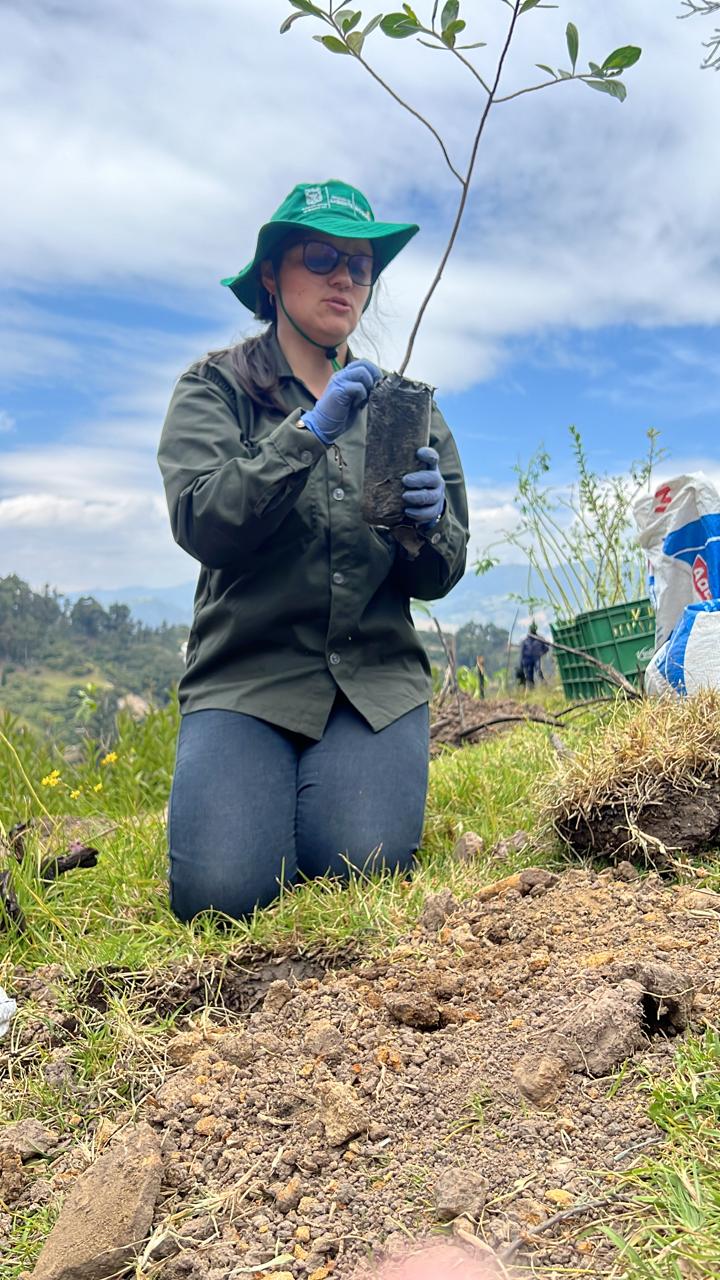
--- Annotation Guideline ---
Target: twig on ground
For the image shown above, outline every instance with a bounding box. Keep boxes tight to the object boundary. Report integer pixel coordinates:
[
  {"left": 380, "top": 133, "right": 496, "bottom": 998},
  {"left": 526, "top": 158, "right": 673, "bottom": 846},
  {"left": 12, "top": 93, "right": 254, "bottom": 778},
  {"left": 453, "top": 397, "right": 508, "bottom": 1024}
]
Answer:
[
  {"left": 498, "top": 1192, "right": 623, "bottom": 1263},
  {"left": 455, "top": 713, "right": 565, "bottom": 740},
  {"left": 0, "top": 868, "right": 26, "bottom": 932},
  {"left": 554, "top": 696, "right": 617, "bottom": 718},
  {"left": 40, "top": 843, "right": 100, "bottom": 882}
]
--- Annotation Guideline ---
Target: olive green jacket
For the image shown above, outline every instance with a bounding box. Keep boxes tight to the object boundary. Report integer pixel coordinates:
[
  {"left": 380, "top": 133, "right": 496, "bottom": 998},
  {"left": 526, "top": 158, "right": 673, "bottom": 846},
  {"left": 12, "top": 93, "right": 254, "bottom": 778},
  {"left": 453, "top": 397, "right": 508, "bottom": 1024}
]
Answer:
[{"left": 157, "top": 332, "right": 469, "bottom": 738}]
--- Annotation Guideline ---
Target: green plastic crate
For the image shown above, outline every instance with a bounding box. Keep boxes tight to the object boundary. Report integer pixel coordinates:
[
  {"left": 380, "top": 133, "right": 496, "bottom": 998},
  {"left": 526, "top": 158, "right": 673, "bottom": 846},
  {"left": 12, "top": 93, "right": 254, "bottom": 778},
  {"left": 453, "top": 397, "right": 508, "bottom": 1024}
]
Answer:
[{"left": 551, "top": 598, "right": 655, "bottom": 701}]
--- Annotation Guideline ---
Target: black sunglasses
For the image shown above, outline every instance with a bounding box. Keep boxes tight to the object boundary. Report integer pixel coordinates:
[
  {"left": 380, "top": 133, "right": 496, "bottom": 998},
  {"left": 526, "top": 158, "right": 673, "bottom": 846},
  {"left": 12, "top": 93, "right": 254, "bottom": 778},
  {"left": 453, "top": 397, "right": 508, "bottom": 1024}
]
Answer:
[{"left": 300, "top": 239, "right": 374, "bottom": 287}]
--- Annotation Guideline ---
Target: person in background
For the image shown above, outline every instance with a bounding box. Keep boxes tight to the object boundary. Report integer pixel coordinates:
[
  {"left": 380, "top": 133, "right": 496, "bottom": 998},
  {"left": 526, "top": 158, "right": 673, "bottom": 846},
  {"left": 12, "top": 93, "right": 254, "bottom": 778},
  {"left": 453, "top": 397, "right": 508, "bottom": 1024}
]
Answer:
[
  {"left": 157, "top": 179, "right": 469, "bottom": 923},
  {"left": 519, "top": 621, "right": 549, "bottom": 687}
]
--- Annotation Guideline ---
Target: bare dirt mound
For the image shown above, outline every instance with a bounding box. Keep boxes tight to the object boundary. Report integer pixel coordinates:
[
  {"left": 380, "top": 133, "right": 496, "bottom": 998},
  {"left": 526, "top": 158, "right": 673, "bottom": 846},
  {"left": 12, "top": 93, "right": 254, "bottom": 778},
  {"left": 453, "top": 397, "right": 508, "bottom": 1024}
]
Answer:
[
  {"left": 13, "top": 868, "right": 720, "bottom": 1280},
  {"left": 431, "top": 695, "right": 547, "bottom": 754}
]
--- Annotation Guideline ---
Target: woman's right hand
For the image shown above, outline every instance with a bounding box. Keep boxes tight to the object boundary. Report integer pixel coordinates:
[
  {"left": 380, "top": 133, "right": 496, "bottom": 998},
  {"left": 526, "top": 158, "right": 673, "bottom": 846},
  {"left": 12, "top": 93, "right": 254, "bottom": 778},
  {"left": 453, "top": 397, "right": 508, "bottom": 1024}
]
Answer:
[{"left": 302, "top": 359, "right": 382, "bottom": 445}]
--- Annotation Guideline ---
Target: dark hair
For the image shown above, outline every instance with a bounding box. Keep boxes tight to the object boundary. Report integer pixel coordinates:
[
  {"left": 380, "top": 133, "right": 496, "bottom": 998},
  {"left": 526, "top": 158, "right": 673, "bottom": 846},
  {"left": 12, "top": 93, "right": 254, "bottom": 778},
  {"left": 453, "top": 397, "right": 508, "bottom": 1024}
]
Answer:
[{"left": 201, "top": 235, "right": 300, "bottom": 415}]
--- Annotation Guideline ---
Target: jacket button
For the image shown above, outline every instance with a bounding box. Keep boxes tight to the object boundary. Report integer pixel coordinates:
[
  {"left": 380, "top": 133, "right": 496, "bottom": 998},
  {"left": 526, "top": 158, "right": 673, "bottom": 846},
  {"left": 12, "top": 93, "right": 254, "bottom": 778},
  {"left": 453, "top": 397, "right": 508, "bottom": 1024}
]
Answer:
[
  {"left": 329, "top": 652, "right": 341, "bottom": 666},
  {"left": 332, "top": 487, "right": 345, "bottom": 501},
  {"left": 332, "top": 572, "right": 345, "bottom": 585},
  {"left": 300, "top": 450, "right": 313, "bottom": 465},
  {"left": 431, "top": 532, "right": 442, "bottom": 544}
]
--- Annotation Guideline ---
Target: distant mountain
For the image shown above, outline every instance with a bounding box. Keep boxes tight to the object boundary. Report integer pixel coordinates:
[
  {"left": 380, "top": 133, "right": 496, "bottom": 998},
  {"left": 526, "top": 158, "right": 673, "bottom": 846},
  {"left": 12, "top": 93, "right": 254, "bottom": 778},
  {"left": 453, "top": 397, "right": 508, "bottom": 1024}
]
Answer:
[
  {"left": 66, "top": 583, "right": 196, "bottom": 629},
  {"left": 70, "top": 564, "right": 544, "bottom": 634}
]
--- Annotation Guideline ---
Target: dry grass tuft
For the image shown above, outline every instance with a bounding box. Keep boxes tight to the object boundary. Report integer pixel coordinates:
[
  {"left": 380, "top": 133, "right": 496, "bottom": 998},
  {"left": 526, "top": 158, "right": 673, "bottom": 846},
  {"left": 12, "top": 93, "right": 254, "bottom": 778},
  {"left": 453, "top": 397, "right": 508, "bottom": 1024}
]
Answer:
[{"left": 538, "top": 690, "right": 720, "bottom": 832}]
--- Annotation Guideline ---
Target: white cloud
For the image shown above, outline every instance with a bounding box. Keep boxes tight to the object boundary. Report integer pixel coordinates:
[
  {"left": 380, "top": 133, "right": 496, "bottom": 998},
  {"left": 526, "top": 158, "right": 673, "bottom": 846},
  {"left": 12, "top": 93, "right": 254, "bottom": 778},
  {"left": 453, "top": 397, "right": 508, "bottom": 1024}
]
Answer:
[
  {"left": 2, "top": 0, "right": 719, "bottom": 590},
  {"left": 0, "top": 411, "right": 15, "bottom": 434}
]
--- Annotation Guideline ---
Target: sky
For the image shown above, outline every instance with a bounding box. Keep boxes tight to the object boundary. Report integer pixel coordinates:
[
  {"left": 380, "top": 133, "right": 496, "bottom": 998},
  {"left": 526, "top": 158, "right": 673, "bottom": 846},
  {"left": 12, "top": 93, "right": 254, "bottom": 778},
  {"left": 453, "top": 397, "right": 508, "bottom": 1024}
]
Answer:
[{"left": 2, "top": 0, "right": 719, "bottom": 597}]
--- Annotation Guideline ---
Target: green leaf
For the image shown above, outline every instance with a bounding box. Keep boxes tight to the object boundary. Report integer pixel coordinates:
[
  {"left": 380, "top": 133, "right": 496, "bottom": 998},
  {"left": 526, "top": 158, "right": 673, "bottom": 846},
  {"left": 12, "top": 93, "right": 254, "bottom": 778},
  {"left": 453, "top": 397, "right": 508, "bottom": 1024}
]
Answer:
[
  {"left": 339, "top": 9, "right": 361, "bottom": 32},
  {"left": 313, "top": 33, "right": 351, "bottom": 52},
  {"left": 585, "top": 77, "right": 627, "bottom": 101},
  {"left": 601, "top": 45, "right": 641, "bottom": 72},
  {"left": 519, "top": 0, "right": 542, "bottom": 12},
  {"left": 346, "top": 29, "right": 364, "bottom": 52},
  {"left": 566, "top": 21, "right": 578, "bottom": 71},
  {"left": 380, "top": 11, "right": 419, "bottom": 36},
  {"left": 442, "top": 17, "right": 466, "bottom": 46},
  {"left": 588, "top": 61, "right": 602, "bottom": 75},
  {"left": 441, "top": 0, "right": 459, "bottom": 29},
  {"left": 280, "top": 11, "right": 308, "bottom": 32},
  {"left": 402, "top": 2, "right": 419, "bottom": 18},
  {"left": 288, "top": 0, "right": 323, "bottom": 12},
  {"left": 536, "top": 62, "right": 557, "bottom": 77},
  {"left": 557, "top": 68, "right": 572, "bottom": 79},
  {"left": 363, "top": 14, "right": 383, "bottom": 36},
  {"left": 458, "top": 41, "right": 486, "bottom": 49}
]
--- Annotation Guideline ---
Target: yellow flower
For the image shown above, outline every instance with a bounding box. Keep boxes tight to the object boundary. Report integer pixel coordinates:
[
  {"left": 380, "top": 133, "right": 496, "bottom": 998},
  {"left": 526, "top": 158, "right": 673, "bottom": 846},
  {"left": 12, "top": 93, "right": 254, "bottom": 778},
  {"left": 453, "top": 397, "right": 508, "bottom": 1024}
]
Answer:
[
  {"left": 93, "top": 781, "right": 103, "bottom": 793},
  {"left": 100, "top": 751, "right": 118, "bottom": 766},
  {"left": 41, "top": 769, "right": 61, "bottom": 787},
  {"left": 70, "top": 789, "right": 81, "bottom": 800}
]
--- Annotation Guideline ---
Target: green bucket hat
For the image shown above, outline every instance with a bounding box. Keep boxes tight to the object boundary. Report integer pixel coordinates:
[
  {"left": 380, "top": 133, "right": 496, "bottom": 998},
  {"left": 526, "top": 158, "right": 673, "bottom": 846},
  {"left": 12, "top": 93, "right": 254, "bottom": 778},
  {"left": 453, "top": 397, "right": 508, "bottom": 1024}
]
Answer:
[{"left": 221, "top": 179, "right": 419, "bottom": 312}]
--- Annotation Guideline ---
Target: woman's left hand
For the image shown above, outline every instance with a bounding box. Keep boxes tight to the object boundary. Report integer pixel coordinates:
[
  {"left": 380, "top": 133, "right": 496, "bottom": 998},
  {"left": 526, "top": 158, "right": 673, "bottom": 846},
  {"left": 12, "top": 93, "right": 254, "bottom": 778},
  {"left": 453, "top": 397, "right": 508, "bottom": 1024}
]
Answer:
[{"left": 402, "top": 447, "right": 446, "bottom": 526}]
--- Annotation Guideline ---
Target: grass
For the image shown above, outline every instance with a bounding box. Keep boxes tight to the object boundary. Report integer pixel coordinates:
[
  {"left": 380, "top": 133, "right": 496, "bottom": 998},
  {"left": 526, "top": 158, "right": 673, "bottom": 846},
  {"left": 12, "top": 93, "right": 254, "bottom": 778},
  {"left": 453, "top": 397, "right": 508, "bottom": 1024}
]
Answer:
[
  {"left": 539, "top": 690, "right": 720, "bottom": 835},
  {"left": 607, "top": 1031, "right": 720, "bottom": 1279},
  {"left": 2, "top": 691, "right": 720, "bottom": 1277}
]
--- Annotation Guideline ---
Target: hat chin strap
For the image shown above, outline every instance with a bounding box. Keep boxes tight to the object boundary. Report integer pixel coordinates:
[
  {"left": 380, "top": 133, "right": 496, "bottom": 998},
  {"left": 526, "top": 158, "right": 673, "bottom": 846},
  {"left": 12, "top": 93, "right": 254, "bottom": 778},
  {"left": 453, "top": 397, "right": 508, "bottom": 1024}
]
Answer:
[{"left": 275, "top": 283, "right": 342, "bottom": 371}]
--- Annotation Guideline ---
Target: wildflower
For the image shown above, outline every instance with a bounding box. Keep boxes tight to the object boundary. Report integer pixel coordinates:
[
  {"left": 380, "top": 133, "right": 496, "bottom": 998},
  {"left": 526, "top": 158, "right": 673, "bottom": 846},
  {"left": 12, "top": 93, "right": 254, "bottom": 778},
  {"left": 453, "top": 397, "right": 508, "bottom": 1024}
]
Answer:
[
  {"left": 93, "top": 781, "right": 103, "bottom": 793},
  {"left": 100, "top": 751, "right": 118, "bottom": 766},
  {"left": 41, "top": 769, "right": 61, "bottom": 788},
  {"left": 70, "top": 789, "right": 81, "bottom": 800}
]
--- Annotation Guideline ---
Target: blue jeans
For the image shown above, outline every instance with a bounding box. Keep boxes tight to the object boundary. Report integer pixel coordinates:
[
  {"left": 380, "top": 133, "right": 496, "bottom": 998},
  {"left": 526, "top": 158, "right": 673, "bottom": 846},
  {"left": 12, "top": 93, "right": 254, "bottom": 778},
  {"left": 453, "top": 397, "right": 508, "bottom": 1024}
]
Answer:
[{"left": 168, "top": 691, "right": 430, "bottom": 921}]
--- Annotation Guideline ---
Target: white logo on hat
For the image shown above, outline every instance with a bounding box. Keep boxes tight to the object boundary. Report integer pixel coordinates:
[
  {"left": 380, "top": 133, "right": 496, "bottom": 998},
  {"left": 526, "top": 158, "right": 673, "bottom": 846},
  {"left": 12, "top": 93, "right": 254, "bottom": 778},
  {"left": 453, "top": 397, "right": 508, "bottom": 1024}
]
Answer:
[{"left": 305, "top": 187, "right": 325, "bottom": 208}]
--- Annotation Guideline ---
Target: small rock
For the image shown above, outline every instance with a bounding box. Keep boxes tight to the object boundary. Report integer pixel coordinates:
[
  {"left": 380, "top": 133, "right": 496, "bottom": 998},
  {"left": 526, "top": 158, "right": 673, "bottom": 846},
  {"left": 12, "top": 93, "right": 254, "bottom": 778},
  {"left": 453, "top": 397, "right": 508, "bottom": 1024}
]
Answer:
[
  {"left": 215, "top": 1032, "right": 255, "bottom": 1067},
  {"left": 518, "top": 867, "right": 557, "bottom": 895},
  {"left": 419, "top": 890, "right": 458, "bottom": 932},
  {"left": 528, "top": 949, "right": 551, "bottom": 973},
  {"left": 263, "top": 980, "right": 293, "bottom": 1013},
  {"left": 274, "top": 1174, "right": 303, "bottom": 1214},
  {"left": 513, "top": 1054, "right": 569, "bottom": 1106},
  {"left": 554, "top": 981, "right": 646, "bottom": 1076},
  {"left": 26, "top": 1176, "right": 54, "bottom": 1208},
  {"left": 385, "top": 991, "right": 441, "bottom": 1030},
  {"left": 317, "top": 1082, "right": 369, "bottom": 1147},
  {"left": 165, "top": 1031, "right": 205, "bottom": 1067},
  {"left": 194, "top": 1116, "right": 219, "bottom": 1136},
  {"left": 434, "top": 1166, "right": 488, "bottom": 1221},
  {"left": 31, "top": 1122, "right": 163, "bottom": 1280},
  {"left": 0, "top": 1119, "right": 58, "bottom": 1161},
  {"left": 614, "top": 860, "right": 639, "bottom": 881},
  {"left": 303, "top": 1020, "right": 344, "bottom": 1064},
  {"left": 0, "top": 1148, "right": 28, "bottom": 1205},
  {"left": 545, "top": 1188, "right": 574, "bottom": 1208},
  {"left": 490, "top": 830, "right": 530, "bottom": 861},
  {"left": 452, "top": 832, "right": 485, "bottom": 863},
  {"left": 41, "top": 1051, "right": 75, "bottom": 1092},
  {"left": 675, "top": 887, "right": 720, "bottom": 913}
]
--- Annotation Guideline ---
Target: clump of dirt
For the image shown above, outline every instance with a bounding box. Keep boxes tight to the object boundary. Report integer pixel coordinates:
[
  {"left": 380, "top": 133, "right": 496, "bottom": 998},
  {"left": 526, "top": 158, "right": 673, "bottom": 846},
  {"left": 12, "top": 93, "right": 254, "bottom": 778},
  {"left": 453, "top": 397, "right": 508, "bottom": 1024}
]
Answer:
[
  {"left": 431, "top": 694, "right": 547, "bottom": 754},
  {"left": 541, "top": 689, "right": 720, "bottom": 861},
  {"left": 10, "top": 868, "right": 720, "bottom": 1279}
]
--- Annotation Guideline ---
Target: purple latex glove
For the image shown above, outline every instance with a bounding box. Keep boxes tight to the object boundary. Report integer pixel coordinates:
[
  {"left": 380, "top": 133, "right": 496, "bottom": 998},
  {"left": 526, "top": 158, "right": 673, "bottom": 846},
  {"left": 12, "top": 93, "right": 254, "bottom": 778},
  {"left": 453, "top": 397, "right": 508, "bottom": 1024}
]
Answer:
[
  {"left": 303, "top": 359, "right": 382, "bottom": 445},
  {"left": 402, "top": 446, "right": 446, "bottom": 526}
]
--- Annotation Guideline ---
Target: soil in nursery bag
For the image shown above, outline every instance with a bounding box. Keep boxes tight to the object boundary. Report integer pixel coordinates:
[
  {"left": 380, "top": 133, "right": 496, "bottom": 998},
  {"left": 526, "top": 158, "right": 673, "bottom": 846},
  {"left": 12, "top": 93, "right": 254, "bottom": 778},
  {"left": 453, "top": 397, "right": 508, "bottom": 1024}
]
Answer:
[{"left": 362, "top": 374, "right": 433, "bottom": 527}]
